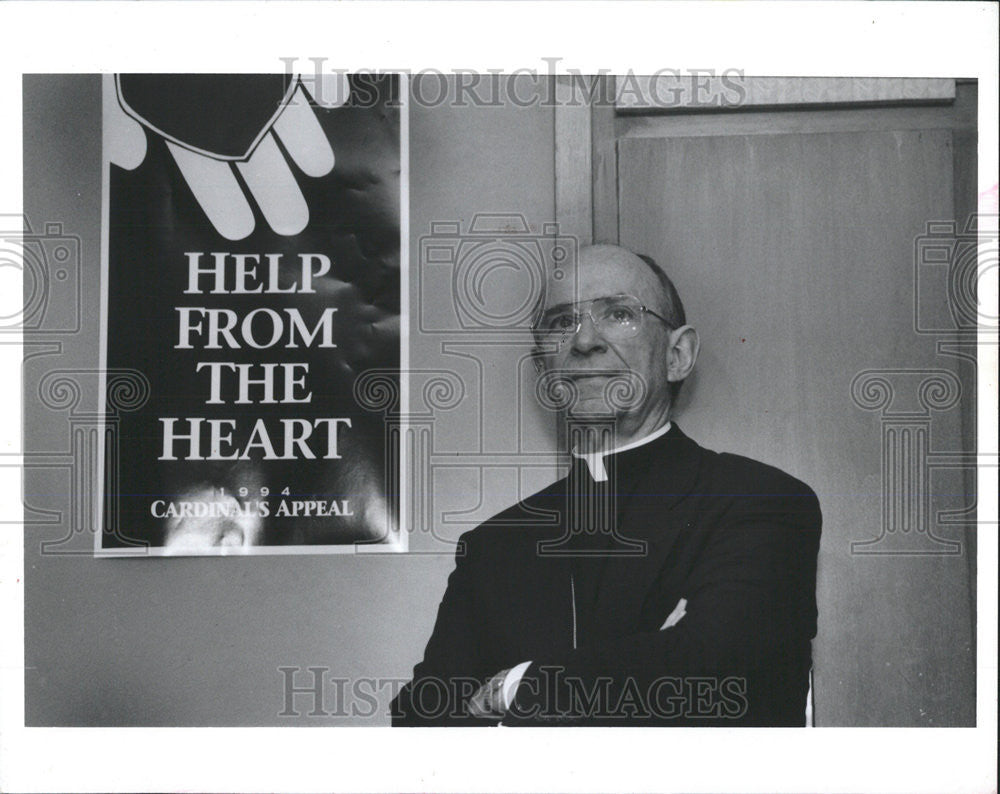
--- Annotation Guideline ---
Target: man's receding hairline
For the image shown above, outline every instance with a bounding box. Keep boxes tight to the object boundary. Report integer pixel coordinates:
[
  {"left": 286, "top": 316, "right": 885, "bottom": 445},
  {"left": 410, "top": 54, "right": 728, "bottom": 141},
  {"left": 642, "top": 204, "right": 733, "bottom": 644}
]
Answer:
[
  {"left": 537, "top": 244, "right": 687, "bottom": 328},
  {"left": 569, "top": 245, "right": 685, "bottom": 329}
]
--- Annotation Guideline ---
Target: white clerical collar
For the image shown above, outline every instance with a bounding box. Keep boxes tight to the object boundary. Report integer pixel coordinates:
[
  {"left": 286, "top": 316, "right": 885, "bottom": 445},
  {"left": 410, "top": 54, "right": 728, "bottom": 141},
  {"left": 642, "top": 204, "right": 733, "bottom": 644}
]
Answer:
[{"left": 570, "top": 421, "right": 672, "bottom": 482}]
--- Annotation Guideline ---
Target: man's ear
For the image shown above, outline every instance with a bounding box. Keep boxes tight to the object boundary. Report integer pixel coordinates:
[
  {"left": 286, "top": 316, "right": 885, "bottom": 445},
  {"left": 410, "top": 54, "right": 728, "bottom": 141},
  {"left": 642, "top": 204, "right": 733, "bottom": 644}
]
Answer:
[{"left": 667, "top": 325, "right": 699, "bottom": 383}]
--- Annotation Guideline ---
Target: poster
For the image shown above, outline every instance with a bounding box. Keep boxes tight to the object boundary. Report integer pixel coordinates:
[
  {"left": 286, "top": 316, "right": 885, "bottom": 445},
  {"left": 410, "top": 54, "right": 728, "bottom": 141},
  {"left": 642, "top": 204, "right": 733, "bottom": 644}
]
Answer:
[{"left": 98, "top": 73, "right": 403, "bottom": 554}]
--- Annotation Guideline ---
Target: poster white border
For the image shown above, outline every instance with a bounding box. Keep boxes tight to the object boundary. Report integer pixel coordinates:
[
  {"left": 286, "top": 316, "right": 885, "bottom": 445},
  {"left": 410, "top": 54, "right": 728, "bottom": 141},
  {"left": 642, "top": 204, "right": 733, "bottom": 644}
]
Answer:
[{"left": 94, "top": 73, "right": 409, "bottom": 557}]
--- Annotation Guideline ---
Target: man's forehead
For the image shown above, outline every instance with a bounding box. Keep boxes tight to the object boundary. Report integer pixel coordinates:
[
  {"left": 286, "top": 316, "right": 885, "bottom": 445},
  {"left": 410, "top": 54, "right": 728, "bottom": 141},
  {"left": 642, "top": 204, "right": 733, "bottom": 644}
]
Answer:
[{"left": 544, "top": 244, "right": 657, "bottom": 305}]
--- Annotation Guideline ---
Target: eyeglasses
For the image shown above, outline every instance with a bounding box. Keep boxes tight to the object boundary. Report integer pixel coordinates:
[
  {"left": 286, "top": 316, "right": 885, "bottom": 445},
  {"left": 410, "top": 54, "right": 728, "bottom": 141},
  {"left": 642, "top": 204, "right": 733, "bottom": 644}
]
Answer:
[{"left": 535, "top": 294, "right": 672, "bottom": 347}]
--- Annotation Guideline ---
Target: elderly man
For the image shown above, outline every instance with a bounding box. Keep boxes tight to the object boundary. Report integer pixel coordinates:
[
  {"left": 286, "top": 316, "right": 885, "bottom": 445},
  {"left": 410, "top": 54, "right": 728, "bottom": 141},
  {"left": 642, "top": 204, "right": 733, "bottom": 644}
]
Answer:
[{"left": 392, "top": 244, "right": 821, "bottom": 726}]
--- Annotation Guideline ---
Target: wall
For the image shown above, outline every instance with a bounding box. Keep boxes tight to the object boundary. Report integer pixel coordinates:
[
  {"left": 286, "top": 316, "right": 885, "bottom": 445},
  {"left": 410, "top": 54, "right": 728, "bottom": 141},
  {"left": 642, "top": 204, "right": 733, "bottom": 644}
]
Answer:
[
  {"left": 23, "top": 75, "right": 977, "bottom": 728},
  {"left": 22, "top": 74, "right": 556, "bottom": 726}
]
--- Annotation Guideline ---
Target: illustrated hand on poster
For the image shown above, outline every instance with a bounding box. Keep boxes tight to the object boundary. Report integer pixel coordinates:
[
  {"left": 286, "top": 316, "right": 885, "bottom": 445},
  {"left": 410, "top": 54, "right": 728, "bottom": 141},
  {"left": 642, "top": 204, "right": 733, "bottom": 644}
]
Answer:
[{"left": 106, "top": 73, "right": 349, "bottom": 240}]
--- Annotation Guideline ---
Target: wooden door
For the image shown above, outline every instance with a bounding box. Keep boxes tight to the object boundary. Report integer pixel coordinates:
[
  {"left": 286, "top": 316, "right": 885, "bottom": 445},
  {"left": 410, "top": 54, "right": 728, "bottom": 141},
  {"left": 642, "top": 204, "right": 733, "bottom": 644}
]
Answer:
[{"left": 556, "top": 77, "right": 979, "bottom": 726}]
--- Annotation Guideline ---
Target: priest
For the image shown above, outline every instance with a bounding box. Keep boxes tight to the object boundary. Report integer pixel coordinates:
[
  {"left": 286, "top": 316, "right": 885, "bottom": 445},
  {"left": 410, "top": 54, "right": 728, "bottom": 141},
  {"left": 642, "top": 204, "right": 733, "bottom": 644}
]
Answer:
[{"left": 392, "top": 244, "right": 822, "bottom": 726}]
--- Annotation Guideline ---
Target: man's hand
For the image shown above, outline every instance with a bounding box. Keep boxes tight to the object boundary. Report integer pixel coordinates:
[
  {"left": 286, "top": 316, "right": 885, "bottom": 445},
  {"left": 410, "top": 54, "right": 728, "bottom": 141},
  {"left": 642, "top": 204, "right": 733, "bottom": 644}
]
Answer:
[{"left": 467, "top": 668, "right": 511, "bottom": 719}]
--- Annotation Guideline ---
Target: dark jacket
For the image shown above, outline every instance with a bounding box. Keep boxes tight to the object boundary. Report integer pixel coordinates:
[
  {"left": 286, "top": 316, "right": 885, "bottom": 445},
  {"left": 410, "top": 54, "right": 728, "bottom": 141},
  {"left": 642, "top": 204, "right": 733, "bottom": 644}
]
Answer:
[{"left": 392, "top": 424, "right": 821, "bottom": 726}]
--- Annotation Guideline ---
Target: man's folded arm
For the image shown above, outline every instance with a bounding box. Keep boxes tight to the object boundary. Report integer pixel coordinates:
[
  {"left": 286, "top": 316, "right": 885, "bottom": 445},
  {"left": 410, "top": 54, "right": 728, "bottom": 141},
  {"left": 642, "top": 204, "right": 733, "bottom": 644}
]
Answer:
[
  {"left": 391, "top": 531, "right": 491, "bottom": 725},
  {"left": 504, "top": 491, "right": 822, "bottom": 724}
]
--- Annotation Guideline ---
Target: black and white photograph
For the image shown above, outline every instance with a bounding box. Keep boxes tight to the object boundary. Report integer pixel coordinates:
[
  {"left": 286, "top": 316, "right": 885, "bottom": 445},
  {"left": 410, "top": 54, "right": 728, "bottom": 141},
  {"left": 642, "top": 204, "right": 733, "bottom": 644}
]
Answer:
[{"left": 0, "top": 3, "right": 996, "bottom": 793}]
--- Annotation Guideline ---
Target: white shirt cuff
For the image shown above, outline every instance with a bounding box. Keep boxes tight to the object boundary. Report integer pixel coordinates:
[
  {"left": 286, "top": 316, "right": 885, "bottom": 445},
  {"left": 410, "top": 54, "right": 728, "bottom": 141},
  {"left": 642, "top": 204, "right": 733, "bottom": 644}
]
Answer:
[{"left": 501, "top": 661, "right": 533, "bottom": 710}]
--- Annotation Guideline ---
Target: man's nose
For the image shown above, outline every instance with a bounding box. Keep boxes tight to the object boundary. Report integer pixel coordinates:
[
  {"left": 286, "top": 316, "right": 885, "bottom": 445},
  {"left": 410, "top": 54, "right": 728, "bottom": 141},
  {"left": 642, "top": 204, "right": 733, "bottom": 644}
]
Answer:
[{"left": 570, "top": 313, "right": 607, "bottom": 354}]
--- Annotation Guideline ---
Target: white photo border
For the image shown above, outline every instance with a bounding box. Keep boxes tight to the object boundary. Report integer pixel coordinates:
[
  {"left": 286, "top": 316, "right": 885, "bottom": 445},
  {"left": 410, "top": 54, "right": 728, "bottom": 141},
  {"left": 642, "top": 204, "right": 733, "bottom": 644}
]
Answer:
[{"left": 1, "top": 2, "right": 996, "bottom": 793}]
